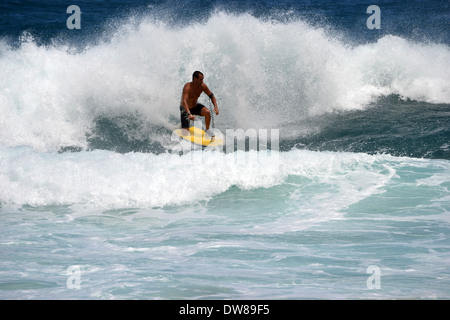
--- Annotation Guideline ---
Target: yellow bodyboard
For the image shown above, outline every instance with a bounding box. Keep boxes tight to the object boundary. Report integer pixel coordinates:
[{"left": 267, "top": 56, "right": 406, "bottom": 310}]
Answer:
[{"left": 174, "top": 127, "right": 223, "bottom": 147}]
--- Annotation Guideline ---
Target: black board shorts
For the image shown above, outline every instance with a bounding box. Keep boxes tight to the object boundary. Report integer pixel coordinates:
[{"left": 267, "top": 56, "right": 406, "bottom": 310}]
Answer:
[{"left": 180, "top": 103, "right": 206, "bottom": 129}]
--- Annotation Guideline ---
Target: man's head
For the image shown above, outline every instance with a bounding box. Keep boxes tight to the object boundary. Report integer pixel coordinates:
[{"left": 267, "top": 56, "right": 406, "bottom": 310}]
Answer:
[{"left": 192, "top": 71, "right": 204, "bottom": 84}]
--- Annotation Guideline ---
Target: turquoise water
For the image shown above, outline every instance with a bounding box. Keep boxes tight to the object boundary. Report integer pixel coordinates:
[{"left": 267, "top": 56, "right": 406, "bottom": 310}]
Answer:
[{"left": 1, "top": 149, "right": 449, "bottom": 299}]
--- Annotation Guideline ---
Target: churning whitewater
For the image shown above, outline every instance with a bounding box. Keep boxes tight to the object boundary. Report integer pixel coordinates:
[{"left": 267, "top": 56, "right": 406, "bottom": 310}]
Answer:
[{"left": 0, "top": 12, "right": 449, "bottom": 153}]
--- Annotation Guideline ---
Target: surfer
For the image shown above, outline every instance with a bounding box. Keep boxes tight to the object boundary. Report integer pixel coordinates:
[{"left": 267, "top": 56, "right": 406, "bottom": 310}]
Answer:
[{"left": 180, "top": 71, "right": 219, "bottom": 135}]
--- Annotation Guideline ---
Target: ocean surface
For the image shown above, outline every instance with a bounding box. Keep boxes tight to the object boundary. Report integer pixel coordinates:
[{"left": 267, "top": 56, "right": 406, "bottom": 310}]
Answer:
[{"left": 0, "top": 0, "right": 449, "bottom": 300}]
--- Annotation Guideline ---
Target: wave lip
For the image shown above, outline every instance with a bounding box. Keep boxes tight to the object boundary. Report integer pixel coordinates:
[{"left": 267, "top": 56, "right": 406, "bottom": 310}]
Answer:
[{"left": 354, "top": 35, "right": 450, "bottom": 104}]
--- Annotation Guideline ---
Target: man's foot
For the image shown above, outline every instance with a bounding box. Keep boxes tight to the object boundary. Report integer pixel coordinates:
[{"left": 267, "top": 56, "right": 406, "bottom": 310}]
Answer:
[{"left": 205, "top": 129, "right": 215, "bottom": 140}]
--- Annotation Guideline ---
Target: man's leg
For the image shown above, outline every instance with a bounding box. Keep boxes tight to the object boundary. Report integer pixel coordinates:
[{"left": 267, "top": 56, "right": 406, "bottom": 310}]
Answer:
[{"left": 200, "top": 107, "right": 211, "bottom": 131}]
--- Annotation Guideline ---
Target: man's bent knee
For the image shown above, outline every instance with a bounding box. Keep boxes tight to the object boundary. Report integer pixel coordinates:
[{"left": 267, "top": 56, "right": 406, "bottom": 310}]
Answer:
[{"left": 201, "top": 108, "right": 211, "bottom": 116}]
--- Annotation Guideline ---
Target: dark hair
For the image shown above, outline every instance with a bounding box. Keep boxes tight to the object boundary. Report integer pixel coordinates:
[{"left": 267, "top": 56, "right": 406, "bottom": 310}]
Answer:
[{"left": 192, "top": 71, "right": 203, "bottom": 80}]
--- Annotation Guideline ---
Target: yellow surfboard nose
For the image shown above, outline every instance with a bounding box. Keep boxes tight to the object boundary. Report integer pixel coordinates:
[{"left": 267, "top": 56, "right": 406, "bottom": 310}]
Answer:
[{"left": 174, "top": 127, "right": 223, "bottom": 147}]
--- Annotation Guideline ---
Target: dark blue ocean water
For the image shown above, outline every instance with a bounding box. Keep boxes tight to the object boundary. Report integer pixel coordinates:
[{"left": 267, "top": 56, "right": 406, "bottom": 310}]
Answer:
[
  {"left": 0, "top": 0, "right": 449, "bottom": 300},
  {"left": 1, "top": 1, "right": 449, "bottom": 45}
]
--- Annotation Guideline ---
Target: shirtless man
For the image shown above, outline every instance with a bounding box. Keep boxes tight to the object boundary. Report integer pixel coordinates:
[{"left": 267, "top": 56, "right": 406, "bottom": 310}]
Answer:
[{"left": 180, "top": 71, "right": 219, "bottom": 133}]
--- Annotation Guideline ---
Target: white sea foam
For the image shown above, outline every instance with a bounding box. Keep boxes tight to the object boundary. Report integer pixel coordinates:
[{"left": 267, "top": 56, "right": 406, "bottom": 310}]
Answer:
[
  {"left": 0, "top": 12, "right": 449, "bottom": 152},
  {"left": 0, "top": 146, "right": 408, "bottom": 210}
]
